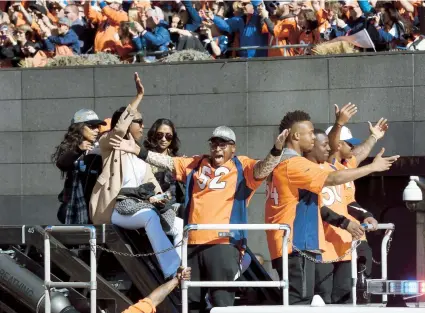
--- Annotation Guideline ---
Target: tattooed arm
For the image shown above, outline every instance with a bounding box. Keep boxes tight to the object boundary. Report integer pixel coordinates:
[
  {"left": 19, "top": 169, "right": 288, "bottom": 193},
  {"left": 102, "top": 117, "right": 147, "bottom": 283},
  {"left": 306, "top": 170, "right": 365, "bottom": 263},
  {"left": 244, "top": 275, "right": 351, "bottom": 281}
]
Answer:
[
  {"left": 253, "top": 129, "right": 289, "bottom": 180},
  {"left": 109, "top": 134, "right": 176, "bottom": 174}
]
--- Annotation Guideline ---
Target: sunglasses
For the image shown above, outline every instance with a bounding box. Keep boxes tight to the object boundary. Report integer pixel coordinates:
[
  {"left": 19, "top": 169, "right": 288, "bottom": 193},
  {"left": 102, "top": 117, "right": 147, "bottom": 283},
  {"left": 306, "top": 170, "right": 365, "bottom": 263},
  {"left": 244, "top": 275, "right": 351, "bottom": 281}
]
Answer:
[
  {"left": 86, "top": 124, "right": 99, "bottom": 130},
  {"left": 156, "top": 132, "right": 173, "bottom": 141},
  {"left": 209, "top": 141, "right": 233, "bottom": 150},
  {"left": 132, "top": 118, "right": 144, "bottom": 126}
]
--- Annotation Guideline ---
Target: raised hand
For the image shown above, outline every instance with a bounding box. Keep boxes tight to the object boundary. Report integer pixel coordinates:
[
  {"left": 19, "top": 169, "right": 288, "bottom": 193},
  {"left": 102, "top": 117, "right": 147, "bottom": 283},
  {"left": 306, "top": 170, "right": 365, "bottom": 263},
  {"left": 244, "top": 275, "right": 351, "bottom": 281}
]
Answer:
[
  {"left": 79, "top": 140, "right": 94, "bottom": 151},
  {"left": 274, "top": 129, "right": 289, "bottom": 150},
  {"left": 110, "top": 133, "right": 139, "bottom": 155},
  {"left": 334, "top": 102, "right": 357, "bottom": 126},
  {"left": 134, "top": 72, "right": 144, "bottom": 96},
  {"left": 371, "top": 148, "right": 399, "bottom": 172},
  {"left": 368, "top": 117, "right": 388, "bottom": 140}
]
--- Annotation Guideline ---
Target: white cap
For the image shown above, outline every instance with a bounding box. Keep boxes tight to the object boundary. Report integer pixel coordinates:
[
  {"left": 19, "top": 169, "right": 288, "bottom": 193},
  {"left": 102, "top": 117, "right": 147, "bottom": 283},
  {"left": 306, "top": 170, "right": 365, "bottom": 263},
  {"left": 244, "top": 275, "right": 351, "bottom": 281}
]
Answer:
[
  {"left": 209, "top": 126, "right": 236, "bottom": 143},
  {"left": 311, "top": 295, "right": 326, "bottom": 307},
  {"left": 325, "top": 125, "right": 361, "bottom": 146}
]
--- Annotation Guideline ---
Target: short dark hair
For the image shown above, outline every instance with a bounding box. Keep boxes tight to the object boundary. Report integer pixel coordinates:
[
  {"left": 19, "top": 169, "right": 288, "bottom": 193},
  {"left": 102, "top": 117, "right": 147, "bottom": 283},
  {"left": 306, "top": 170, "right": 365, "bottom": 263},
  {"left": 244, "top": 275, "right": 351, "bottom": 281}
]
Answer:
[
  {"left": 111, "top": 106, "right": 127, "bottom": 130},
  {"left": 314, "top": 128, "right": 326, "bottom": 136},
  {"left": 279, "top": 110, "right": 311, "bottom": 133}
]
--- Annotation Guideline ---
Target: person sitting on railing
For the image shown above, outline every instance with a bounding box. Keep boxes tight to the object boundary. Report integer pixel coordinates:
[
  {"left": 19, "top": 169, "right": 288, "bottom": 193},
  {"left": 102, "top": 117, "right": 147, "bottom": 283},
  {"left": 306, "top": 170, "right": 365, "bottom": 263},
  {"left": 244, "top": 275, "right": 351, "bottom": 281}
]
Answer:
[
  {"left": 130, "top": 6, "right": 170, "bottom": 55},
  {"left": 109, "top": 124, "right": 290, "bottom": 312},
  {"left": 265, "top": 110, "right": 399, "bottom": 305},
  {"left": 143, "top": 118, "right": 185, "bottom": 259},
  {"left": 123, "top": 266, "right": 191, "bottom": 313},
  {"left": 209, "top": 0, "right": 269, "bottom": 58},
  {"left": 89, "top": 72, "right": 180, "bottom": 280}
]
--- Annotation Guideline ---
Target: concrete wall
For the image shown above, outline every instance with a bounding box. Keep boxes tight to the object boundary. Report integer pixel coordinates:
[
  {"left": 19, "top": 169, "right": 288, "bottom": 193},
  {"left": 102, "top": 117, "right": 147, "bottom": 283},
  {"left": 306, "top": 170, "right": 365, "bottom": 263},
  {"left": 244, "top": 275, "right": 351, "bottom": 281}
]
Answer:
[{"left": 0, "top": 52, "right": 424, "bottom": 266}]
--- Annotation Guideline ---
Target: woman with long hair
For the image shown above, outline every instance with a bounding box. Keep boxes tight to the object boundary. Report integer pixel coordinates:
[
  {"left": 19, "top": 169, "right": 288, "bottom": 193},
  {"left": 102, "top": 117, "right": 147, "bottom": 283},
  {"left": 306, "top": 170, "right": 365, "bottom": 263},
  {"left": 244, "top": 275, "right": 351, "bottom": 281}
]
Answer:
[
  {"left": 89, "top": 73, "right": 180, "bottom": 280},
  {"left": 52, "top": 109, "right": 106, "bottom": 224},
  {"left": 143, "top": 118, "right": 184, "bottom": 258}
]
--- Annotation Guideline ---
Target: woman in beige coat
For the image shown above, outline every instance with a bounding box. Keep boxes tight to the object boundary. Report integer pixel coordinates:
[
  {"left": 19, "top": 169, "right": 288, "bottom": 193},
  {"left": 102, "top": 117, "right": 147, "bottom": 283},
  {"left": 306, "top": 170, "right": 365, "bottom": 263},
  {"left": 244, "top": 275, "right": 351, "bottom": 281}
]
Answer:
[{"left": 89, "top": 73, "right": 180, "bottom": 279}]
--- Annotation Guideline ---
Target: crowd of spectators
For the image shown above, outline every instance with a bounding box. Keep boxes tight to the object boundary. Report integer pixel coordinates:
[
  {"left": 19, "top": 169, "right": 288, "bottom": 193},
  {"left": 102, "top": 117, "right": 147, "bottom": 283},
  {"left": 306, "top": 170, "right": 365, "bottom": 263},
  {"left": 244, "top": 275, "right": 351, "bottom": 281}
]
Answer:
[{"left": 0, "top": 0, "right": 424, "bottom": 67}]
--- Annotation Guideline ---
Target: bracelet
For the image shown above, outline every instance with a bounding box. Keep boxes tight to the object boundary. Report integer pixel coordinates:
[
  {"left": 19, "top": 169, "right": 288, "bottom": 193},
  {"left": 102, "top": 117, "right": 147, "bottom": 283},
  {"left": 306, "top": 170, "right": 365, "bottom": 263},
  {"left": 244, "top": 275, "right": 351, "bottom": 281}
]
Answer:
[
  {"left": 370, "top": 134, "right": 378, "bottom": 143},
  {"left": 270, "top": 145, "right": 282, "bottom": 157},
  {"left": 336, "top": 122, "right": 343, "bottom": 127}
]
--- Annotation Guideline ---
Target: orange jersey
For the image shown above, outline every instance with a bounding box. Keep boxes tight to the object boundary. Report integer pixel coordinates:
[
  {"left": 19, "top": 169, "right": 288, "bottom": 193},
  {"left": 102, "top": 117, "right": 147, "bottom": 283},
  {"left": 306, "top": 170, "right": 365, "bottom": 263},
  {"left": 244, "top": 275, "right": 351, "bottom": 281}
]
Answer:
[
  {"left": 174, "top": 155, "right": 263, "bottom": 245},
  {"left": 320, "top": 162, "right": 353, "bottom": 262},
  {"left": 331, "top": 156, "right": 358, "bottom": 205},
  {"left": 331, "top": 156, "right": 366, "bottom": 241},
  {"left": 265, "top": 152, "right": 329, "bottom": 261},
  {"left": 122, "top": 298, "right": 155, "bottom": 313}
]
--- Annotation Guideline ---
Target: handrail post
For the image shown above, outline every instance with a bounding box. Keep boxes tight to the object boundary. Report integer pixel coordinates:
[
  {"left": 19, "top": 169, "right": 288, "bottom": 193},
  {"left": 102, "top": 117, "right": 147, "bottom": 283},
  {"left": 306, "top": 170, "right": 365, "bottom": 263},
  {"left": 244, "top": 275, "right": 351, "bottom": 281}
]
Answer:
[
  {"left": 181, "top": 224, "right": 291, "bottom": 313},
  {"left": 44, "top": 225, "right": 97, "bottom": 313},
  {"left": 351, "top": 240, "right": 358, "bottom": 306},
  {"left": 357, "top": 223, "right": 395, "bottom": 305},
  {"left": 280, "top": 224, "right": 291, "bottom": 306}
]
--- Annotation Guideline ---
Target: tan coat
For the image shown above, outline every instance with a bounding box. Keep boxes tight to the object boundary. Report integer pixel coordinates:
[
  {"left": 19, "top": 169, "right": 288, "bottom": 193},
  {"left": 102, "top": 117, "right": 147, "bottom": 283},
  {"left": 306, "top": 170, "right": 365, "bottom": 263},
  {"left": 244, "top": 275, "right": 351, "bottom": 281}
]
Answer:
[{"left": 89, "top": 104, "right": 161, "bottom": 225}]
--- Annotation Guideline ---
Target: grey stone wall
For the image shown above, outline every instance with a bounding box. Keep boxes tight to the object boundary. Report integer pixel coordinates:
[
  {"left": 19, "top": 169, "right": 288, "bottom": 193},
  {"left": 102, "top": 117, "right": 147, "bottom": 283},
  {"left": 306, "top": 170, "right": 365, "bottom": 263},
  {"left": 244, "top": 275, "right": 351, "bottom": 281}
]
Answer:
[{"left": 0, "top": 52, "right": 423, "bottom": 268}]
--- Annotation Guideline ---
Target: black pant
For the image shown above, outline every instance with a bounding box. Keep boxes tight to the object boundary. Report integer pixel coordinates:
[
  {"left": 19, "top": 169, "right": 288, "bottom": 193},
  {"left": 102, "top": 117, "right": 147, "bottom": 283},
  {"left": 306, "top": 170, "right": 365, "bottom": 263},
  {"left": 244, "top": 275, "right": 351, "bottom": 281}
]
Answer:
[
  {"left": 188, "top": 244, "right": 240, "bottom": 313},
  {"left": 274, "top": 253, "right": 318, "bottom": 305},
  {"left": 315, "top": 261, "right": 352, "bottom": 304}
]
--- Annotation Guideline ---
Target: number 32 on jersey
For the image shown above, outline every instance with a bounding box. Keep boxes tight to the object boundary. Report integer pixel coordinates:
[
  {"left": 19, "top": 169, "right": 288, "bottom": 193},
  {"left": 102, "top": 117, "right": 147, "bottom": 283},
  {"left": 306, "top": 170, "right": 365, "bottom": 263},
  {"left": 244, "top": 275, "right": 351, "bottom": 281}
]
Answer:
[{"left": 197, "top": 166, "right": 230, "bottom": 190}]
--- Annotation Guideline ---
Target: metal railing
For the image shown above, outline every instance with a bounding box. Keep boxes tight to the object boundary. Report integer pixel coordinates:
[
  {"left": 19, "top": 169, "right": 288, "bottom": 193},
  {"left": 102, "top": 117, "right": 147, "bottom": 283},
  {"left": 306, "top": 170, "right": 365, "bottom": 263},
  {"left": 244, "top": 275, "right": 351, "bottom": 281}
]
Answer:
[
  {"left": 351, "top": 223, "right": 395, "bottom": 305},
  {"left": 181, "top": 223, "right": 291, "bottom": 313},
  {"left": 44, "top": 225, "right": 97, "bottom": 313}
]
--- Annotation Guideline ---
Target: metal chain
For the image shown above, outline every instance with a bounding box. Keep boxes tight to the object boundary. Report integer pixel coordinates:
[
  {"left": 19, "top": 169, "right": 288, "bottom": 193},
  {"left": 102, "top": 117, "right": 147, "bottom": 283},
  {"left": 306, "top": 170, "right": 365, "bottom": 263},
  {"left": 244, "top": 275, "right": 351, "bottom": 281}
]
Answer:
[
  {"left": 372, "top": 234, "right": 393, "bottom": 265},
  {"left": 84, "top": 232, "right": 393, "bottom": 266},
  {"left": 92, "top": 239, "right": 184, "bottom": 258},
  {"left": 289, "top": 238, "right": 362, "bottom": 264}
]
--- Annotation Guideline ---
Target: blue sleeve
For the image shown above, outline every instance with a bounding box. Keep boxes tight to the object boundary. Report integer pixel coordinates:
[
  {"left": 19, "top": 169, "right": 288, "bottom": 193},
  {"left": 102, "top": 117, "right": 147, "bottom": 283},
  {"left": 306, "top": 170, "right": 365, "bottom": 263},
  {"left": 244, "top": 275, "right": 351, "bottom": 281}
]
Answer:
[
  {"left": 378, "top": 28, "right": 395, "bottom": 43},
  {"left": 182, "top": 0, "right": 201, "bottom": 30},
  {"left": 98, "top": 0, "right": 107, "bottom": 9},
  {"left": 218, "top": 35, "right": 229, "bottom": 53},
  {"left": 333, "top": 24, "right": 351, "bottom": 37},
  {"left": 213, "top": 16, "right": 244, "bottom": 34},
  {"left": 358, "top": 0, "right": 373, "bottom": 14},
  {"left": 132, "top": 36, "right": 144, "bottom": 51},
  {"left": 142, "top": 28, "right": 170, "bottom": 47},
  {"left": 47, "top": 31, "right": 78, "bottom": 46},
  {"left": 44, "top": 38, "right": 55, "bottom": 52}
]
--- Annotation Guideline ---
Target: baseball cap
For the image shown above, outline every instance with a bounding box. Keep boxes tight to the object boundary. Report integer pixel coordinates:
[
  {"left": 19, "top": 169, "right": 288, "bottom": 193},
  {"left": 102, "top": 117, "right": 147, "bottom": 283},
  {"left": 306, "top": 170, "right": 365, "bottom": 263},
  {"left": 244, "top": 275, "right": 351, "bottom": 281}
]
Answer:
[
  {"left": 325, "top": 125, "right": 361, "bottom": 146},
  {"left": 58, "top": 17, "right": 72, "bottom": 27},
  {"left": 71, "top": 109, "right": 107, "bottom": 126},
  {"left": 209, "top": 126, "right": 236, "bottom": 143}
]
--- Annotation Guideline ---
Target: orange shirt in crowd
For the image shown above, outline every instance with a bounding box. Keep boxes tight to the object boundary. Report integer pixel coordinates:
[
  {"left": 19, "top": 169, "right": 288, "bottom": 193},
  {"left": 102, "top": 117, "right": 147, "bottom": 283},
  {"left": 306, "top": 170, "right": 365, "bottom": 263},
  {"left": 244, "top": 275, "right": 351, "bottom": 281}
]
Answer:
[
  {"left": 84, "top": 2, "right": 128, "bottom": 53},
  {"left": 319, "top": 161, "right": 353, "bottom": 262},
  {"left": 265, "top": 153, "right": 329, "bottom": 261},
  {"left": 173, "top": 155, "right": 263, "bottom": 245},
  {"left": 261, "top": 17, "right": 297, "bottom": 57},
  {"left": 122, "top": 298, "right": 155, "bottom": 313},
  {"left": 316, "top": 8, "right": 330, "bottom": 34}
]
